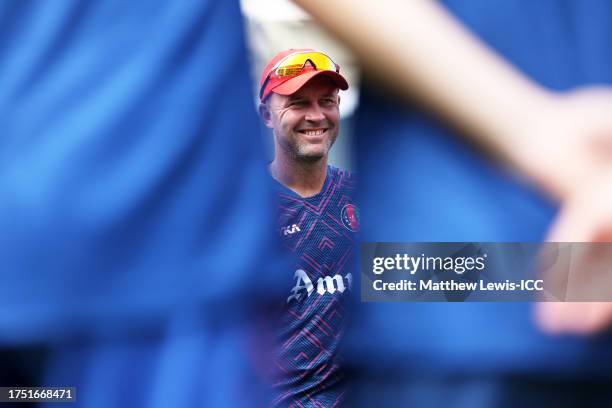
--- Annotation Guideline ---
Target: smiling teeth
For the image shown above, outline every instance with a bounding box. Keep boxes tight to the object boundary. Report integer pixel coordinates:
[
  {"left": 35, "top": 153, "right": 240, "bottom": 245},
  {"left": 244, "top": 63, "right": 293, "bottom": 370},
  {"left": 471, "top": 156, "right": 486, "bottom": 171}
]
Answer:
[{"left": 304, "top": 129, "right": 324, "bottom": 136}]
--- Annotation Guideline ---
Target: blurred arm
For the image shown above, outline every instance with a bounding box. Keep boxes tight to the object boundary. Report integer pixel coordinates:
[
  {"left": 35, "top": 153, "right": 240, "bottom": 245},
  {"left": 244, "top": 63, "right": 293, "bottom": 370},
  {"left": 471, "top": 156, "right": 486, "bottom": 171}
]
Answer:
[
  {"left": 293, "top": 0, "right": 612, "bottom": 201},
  {"left": 293, "top": 0, "right": 548, "bottom": 164}
]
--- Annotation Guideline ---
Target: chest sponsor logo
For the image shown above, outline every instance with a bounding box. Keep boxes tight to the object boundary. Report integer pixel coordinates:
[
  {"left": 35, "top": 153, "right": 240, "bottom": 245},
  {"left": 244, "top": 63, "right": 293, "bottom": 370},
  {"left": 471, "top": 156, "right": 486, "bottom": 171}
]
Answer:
[
  {"left": 287, "top": 269, "right": 353, "bottom": 303},
  {"left": 281, "top": 224, "right": 301, "bottom": 236},
  {"left": 341, "top": 204, "right": 359, "bottom": 232}
]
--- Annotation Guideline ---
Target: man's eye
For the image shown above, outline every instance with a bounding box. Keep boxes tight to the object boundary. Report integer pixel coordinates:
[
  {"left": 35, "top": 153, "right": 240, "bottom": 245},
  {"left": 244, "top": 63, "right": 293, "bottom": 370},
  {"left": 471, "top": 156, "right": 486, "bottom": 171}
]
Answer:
[{"left": 321, "top": 98, "right": 336, "bottom": 105}]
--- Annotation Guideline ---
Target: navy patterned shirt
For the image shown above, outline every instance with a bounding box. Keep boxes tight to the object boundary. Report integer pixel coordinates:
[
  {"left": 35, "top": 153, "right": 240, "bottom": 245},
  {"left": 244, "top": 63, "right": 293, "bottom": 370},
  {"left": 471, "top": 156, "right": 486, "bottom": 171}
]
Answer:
[{"left": 272, "top": 166, "right": 358, "bottom": 407}]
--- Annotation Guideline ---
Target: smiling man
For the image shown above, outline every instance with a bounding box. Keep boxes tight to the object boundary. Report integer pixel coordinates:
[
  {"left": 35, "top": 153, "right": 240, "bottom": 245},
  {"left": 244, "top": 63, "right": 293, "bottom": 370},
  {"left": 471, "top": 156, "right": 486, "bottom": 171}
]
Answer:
[
  {"left": 260, "top": 49, "right": 348, "bottom": 197},
  {"left": 259, "top": 49, "right": 358, "bottom": 407}
]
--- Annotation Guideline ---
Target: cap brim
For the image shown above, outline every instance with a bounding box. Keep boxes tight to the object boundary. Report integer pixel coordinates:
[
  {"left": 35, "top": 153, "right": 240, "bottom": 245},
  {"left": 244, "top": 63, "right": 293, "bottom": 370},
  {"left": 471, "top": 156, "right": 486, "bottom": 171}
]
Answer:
[{"left": 271, "top": 71, "right": 349, "bottom": 97}]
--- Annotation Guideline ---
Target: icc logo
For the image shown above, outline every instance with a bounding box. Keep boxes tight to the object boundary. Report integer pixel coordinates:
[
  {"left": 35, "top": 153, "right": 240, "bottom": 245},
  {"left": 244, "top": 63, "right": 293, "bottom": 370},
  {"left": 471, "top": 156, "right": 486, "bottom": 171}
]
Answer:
[{"left": 341, "top": 204, "right": 359, "bottom": 232}]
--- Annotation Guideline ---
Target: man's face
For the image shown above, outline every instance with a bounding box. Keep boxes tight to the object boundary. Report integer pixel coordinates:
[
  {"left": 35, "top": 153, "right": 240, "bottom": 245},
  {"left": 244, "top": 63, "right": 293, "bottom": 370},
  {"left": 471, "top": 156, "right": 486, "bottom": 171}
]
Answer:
[{"left": 262, "top": 76, "right": 340, "bottom": 162}]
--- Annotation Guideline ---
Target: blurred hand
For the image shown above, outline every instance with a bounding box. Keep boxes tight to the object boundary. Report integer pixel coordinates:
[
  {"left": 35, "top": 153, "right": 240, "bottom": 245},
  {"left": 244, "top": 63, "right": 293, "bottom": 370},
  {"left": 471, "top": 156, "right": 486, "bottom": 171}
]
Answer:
[
  {"left": 506, "top": 87, "right": 612, "bottom": 201},
  {"left": 535, "top": 171, "right": 612, "bottom": 334}
]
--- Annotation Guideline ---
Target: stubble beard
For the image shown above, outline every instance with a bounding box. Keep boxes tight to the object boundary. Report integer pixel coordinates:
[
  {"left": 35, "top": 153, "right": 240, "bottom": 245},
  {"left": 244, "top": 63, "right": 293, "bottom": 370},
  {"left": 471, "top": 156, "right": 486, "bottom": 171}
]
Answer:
[{"left": 285, "top": 128, "right": 338, "bottom": 163}]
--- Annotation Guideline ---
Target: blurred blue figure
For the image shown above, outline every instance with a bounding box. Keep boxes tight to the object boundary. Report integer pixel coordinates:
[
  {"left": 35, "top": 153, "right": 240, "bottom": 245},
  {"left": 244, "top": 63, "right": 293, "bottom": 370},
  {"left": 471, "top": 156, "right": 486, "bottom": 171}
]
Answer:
[
  {"left": 0, "top": 1, "right": 283, "bottom": 406},
  {"left": 344, "top": 1, "right": 612, "bottom": 407}
]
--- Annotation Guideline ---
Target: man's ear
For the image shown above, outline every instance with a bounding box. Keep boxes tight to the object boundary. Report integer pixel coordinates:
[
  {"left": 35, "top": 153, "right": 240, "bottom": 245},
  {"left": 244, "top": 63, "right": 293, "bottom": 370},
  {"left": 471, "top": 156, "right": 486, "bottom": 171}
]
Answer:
[{"left": 259, "top": 102, "right": 274, "bottom": 129}]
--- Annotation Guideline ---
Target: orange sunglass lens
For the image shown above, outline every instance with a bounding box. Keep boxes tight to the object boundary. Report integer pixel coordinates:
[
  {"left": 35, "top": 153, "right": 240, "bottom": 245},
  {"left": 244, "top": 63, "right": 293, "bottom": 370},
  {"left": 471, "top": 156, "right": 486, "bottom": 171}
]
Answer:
[{"left": 276, "top": 64, "right": 306, "bottom": 77}]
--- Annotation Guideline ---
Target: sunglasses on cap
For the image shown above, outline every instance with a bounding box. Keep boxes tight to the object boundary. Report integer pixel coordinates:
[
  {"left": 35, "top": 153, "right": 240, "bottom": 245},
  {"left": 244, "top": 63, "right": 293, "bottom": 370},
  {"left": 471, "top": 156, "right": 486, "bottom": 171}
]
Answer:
[{"left": 259, "top": 51, "right": 340, "bottom": 100}]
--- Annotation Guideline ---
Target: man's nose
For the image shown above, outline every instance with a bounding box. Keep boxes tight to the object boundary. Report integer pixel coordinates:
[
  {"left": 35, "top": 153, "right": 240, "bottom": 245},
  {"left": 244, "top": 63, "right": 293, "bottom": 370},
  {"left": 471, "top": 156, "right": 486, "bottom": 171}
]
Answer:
[{"left": 305, "top": 105, "right": 325, "bottom": 122}]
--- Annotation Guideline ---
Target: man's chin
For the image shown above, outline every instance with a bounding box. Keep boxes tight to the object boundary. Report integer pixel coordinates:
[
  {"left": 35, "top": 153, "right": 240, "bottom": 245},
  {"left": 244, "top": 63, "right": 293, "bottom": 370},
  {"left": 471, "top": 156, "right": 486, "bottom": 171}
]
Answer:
[{"left": 295, "top": 150, "right": 326, "bottom": 162}]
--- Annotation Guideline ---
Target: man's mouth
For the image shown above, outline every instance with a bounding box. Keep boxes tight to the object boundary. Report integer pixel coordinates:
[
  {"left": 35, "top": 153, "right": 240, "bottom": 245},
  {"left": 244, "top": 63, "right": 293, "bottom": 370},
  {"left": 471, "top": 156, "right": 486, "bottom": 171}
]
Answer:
[{"left": 298, "top": 128, "right": 327, "bottom": 136}]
